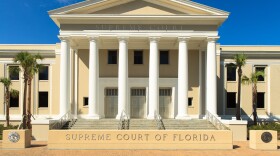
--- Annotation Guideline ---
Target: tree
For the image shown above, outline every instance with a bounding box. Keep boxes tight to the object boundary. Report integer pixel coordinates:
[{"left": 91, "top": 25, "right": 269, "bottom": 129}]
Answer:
[
  {"left": 26, "top": 54, "right": 43, "bottom": 129},
  {"left": 0, "top": 78, "right": 19, "bottom": 127},
  {"left": 242, "top": 71, "right": 265, "bottom": 125},
  {"left": 14, "top": 52, "right": 42, "bottom": 129},
  {"left": 228, "top": 54, "right": 247, "bottom": 120}
]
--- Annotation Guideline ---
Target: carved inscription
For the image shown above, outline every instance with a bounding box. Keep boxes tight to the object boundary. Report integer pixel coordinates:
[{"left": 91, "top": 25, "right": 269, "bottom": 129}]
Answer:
[
  {"left": 90, "top": 24, "right": 194, "bottom": 31},
  {"left": 65, "top": 133, "right": 216, "bottom": 142}
]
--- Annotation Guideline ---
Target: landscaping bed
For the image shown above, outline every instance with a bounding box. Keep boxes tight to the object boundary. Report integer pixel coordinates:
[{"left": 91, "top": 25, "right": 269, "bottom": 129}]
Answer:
[
  {"left": 248, "top": 122, "right": 280, "bottom": 140},
  {"left": 0, "top": 124, "right": 18, "bottom": 140}
]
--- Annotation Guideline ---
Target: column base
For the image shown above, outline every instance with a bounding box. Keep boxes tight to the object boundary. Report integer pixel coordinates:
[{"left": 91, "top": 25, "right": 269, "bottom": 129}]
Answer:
[
  {"left": 175, "top": 115, "right": 192, "bottom": 120},
  {"left": 87, "top": 114, "right": 101, "bottom": 119},
  {"left": 147, "top": 114, "right": 156, "bottom": 120}
]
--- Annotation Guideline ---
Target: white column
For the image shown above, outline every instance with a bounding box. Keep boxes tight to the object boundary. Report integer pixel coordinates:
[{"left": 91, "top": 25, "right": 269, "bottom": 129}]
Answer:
[
  {"left": 116, "top": 37, "right": 129, "bottom": 119},
  {"left": 176, "top": 37, "right": 191, "bottom": 119},
  {"left": 59, "top": 37, "right": 70, "bottom": 116},
  {"left": 88, "top": 37, "right": 100, "bottom": 119},
  {"left": 147, "top": 37, "right": 160, "bottom": 119},
  {"left": 206, "top": 37, "right": 218, "bottom": 115}
]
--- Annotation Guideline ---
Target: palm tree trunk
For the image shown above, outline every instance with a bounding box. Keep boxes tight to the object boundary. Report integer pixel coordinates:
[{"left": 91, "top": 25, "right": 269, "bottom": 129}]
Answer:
[
  {"left": 22, "top": 73, "right": 28, "bottom": 129},
  {"left": 27, "top": 78, "right": 32, "bottom": 129},
  {"left": 236, "top": 67, "right": 242, "bottom": 120},
  {"left": 5, "top": 88, "right": 10, "bottom": 127},
  {"left": 253, "top": 85, "right": 258, "bottom": 125}
]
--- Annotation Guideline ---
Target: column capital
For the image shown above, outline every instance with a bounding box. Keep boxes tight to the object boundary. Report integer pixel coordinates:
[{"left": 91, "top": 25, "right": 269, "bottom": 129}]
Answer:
[
  {"left": 207, "top": 36, "right": 220, "bottom": 42},
  {"left": 149, "top": 37, "right": 160, "bottom": 42},
  {"left": 88, "top": 36, "right": 99, "bottom": 42},
  {"left": 178, "top": 37, "right": 190, "bottom": 42},
  {"left": 118, "top": 36, "right": 129, "bottom": 42},
  {"left": 58, "top": 36, "right": 70, "bottom": 42}
]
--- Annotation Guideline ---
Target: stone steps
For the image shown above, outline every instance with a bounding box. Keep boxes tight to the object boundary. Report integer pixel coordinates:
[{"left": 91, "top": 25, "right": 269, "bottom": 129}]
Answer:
[
  {"left": 162, "top": 119, "right": 217, "bottom": 130},
  {"left": 63, "top": 119, "right": 119, "bottom": 130},
  {"left": 63, "top": 119, "right": 217, "bottom": 130}
]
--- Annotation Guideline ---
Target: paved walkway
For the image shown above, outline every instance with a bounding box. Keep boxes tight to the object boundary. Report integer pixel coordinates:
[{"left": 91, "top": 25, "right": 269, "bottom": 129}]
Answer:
[{"left": 0, "top": 141, "right": 280, "bottom": 156}]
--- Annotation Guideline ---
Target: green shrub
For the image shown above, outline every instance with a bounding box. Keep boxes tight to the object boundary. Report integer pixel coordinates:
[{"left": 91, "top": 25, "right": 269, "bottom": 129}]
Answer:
[
  {"left": 249, "top": 122, "right": 280, "bottom": 140},
  {"left": 249, "top": 122, "right": 280, "bottom": 132}
]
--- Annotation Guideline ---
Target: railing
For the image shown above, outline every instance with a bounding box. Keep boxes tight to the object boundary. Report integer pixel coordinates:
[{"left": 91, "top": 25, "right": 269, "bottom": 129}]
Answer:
[
  {"left": 50, "top": 111, "right": 76, "bottom": 130},
  {"left": 118, "top": 110, "right": 129, "bottom": 130},
  {"left": 206, "top": 111, "right": 229, "bottom": 130},
  {"left": 154, "top": 111, "right": 165, "bottom": 130}
]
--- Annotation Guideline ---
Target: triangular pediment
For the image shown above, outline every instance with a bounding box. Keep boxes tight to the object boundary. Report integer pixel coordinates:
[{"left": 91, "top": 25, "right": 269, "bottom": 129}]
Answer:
[
  {"left": 49, "top": 0, "right": 229, "bottom": 16},
  {"left": 91, "top": 1, "right": 185, "bottom": 15}
]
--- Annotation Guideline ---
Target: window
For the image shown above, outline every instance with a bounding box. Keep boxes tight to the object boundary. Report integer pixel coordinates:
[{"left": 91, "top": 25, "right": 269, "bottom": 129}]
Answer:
[
  {"left": 9, "top": 66, "right": 19, "bottom": 80},
  {"left": 257, "top": 92, "right": 265, "bottom": 108},
  {"left": 108, "top": 50, "right": 117, "bottom": 64},
  {"left": 39, "top": 66, "right": 49, "bottom": 80},
  {"left": 10, "top": 93, "right": 19, "bottom": 107},
  {"left": 188, "top": 98, "right": 193, "bottom": 106},
  {"left": 227, "top": 66, "right": 236, "bottom": 81},
  {"left": 83, "top": 97, "right": 88, "bottom": 106},
  {"left": 38, "top": 92, "right": 48, "bottom": 108},
  {"left": 134, "top": 50, "right": 143, "bottom": 64},
  {"left": 160, "top": 51, "right": 169, "bottom": 64},
  {"left": 227, "top": 92, "right": 236, "bottom": 108},
  {"left": 255, "top": 67, "right": 265, "bottom": 81}
]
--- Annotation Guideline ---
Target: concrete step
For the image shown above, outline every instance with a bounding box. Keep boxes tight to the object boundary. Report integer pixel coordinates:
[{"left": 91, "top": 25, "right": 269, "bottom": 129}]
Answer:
[
  {"left": 65, "top": 119, "right": 120, "bottom": 130},
  {"left": 129, "top": 119, "right": 158, "bottom": 130},
  {"left": 63, "top": 119, "right": 217, "bottom": 130},
  {"left": 162, "top": 119, "right": 217, "bottom": 130}
]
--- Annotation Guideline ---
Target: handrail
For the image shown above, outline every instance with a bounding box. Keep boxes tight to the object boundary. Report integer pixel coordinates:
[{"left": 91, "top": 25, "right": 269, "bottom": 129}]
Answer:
[
  {"left": 118, "top": 110, "right": 129, "bottom": 130},
  {"left": 206, "top": 111, "right": 229, "bottom": 130},
  {"left": 50, "top": 110, "right": 76, "bottom": 130},
  {"left": 154, "top": 111, "right": 165, "bottom": 130}
]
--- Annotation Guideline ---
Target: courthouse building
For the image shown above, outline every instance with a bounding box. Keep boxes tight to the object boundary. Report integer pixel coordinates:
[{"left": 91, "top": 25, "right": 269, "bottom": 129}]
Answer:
[{"left": 1, "top": 0, "right": 280, "bottom": 125}]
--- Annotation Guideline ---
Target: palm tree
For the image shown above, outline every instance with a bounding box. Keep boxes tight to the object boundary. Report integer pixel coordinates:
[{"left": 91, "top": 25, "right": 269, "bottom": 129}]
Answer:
[
  {"left": 0, "top": 78, "right": 19, "bottom": 127},
  {"left": 26, "top": 54, "right": 43, "bottom": 129},
  {"left": 228, "top": 54, "right": 247, "bottom": 120},
  {"left": 14, "top": 52, "right": 42, "bottom": 129},
  {"left": 242, "top": 71, "right": 265, "bottom": 125}
]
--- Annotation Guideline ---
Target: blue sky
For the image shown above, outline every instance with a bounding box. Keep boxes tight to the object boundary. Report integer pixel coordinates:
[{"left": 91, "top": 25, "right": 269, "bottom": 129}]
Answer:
[{"left": 0, "top": 0, "right": 279, "bottom": 45}]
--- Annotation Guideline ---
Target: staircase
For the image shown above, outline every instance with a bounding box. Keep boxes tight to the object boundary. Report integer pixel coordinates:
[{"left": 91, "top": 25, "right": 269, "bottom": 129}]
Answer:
[
  {"left": 63, "top": 119, "right": 119, "bottom": 130},
  {"left": 129, "top": 119, "right": 158, "bottom": 130},
  {"left": 163, "top": 119, "right": 217, "bottom": 130},
  {"left": 62, "top": 119, "right": 217, "bottom": 130}
]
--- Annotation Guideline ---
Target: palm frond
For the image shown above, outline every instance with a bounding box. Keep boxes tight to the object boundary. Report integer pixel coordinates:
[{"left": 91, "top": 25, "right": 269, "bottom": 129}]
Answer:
[
  {"left": 233, "top": 53, "right": 247, "bottom": 67},
  {"left": 10, "top": 89, "right": 19, "bottom": 98},
  {"left": 241, "top": 75, "right": 250, "bottom": 85},
  {"left": 0, "top": 77, "right": 12, "bottom": 87}
]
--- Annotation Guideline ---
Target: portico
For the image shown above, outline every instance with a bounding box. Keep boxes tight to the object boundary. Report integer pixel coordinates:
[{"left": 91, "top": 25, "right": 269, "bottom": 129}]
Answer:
[
  {"left": 58, "top": 35, "right": 218, "bottom": 119},
  {"left": 48, "top": 0, "right": 228, "bottom": 119}
]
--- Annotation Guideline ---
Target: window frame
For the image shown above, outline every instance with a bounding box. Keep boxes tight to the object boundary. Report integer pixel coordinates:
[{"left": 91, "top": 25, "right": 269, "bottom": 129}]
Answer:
[
  {"left": 38, "top": 91, "right": 49, "bottom": 108},
  {"left": 10, "top": 93, "right": 19, "bottom": 108},
  {"left": 160, "top": 50, "right": 169, "bottom": 65},
  {"left": 108, "top": 50, "right": 118, "bottom": 65},
  {"left": 226, "top": 66, "right": 237, "bottom": 82},
  {"left": 39, "top": 65, "right": 49, "bottom": 81},
  {"left": 257, "top": 92, "right": 265, "bottom": 109},
  {"left": 83, "top": 97, "right": 89, "bottom": 107},
  {"left": 255, "top": 66, "right": 266, "bottom": 82},
  {"left": 226, "top": 92, "right": 237, "bottom": 109},
  {"left": 8, "top": 65, "right": 20, "bottom": 81},
  {"left": 188, "top": 98, "right": 193, "bottom": 107},
  {"left": 134, "top": 50, "right": 144, "bottom": 65}
]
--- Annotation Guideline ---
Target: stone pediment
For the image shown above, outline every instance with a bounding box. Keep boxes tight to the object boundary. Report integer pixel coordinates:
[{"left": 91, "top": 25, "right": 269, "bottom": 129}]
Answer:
[
  {"left": 49, "top": 0, "right": 229, "bottom": 16},
  {"left": 90, "top": 1, "right": 185, "bottom": 15}
]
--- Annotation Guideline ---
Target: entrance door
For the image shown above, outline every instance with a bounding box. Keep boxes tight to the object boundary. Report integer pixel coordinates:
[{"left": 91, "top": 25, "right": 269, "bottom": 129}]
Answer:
[
  {"left": 105, "top": 88, "right": 118, "bottom": 118},
  {"left": 159, "top": 88, "right": 172, "bottom": 118},
  {"left": 130, "top": 89, "right": 146, "bottom": 118}
]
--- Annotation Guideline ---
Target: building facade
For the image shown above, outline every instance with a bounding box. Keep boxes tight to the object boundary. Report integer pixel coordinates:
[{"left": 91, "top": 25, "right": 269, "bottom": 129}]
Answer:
[{"left": 0, "top": 0, "right": 280, "bottom": 123}]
